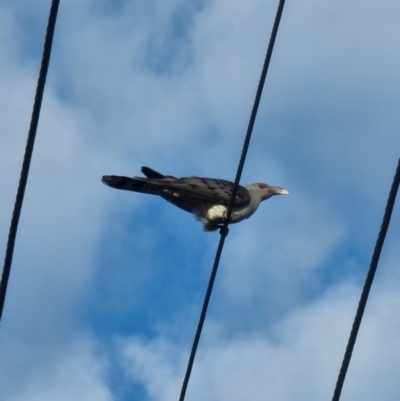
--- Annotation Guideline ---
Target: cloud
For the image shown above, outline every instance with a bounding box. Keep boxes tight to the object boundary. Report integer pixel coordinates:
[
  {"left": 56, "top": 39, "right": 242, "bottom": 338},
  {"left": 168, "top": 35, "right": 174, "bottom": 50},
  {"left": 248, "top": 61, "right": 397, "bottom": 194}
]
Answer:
[
  {"left": 119, "top": 276, "right": 400, "bottom": 401},
  {"left": 0, "top": 335, "right": 114, "bottom": 401},
  {"left": 0, "top": 5, "right": 113, "bottom": 399}
]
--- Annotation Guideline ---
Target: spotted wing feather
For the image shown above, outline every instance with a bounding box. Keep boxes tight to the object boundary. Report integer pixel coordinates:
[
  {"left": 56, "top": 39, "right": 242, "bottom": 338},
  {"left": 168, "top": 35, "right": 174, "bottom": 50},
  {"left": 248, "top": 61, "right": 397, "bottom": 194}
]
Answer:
[{"left": 160, "top": 177, "right": 250, "bottom": 207}]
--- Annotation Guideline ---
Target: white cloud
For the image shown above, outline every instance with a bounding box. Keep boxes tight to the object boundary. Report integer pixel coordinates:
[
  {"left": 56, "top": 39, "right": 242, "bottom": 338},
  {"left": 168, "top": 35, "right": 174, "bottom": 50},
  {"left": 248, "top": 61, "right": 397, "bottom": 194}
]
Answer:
[
  {"left": 120, "top": 277, "right": 400, "bottom": 401},
  {"left": 0, "top": 336, "right": 114, "bottom": 401}
]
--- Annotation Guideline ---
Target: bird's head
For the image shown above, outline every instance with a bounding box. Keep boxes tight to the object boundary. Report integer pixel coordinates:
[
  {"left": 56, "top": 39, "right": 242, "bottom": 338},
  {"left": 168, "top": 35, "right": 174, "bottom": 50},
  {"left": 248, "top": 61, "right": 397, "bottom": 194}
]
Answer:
[{"left": 247, "top": 182, "right": 289, "bottom": 201}]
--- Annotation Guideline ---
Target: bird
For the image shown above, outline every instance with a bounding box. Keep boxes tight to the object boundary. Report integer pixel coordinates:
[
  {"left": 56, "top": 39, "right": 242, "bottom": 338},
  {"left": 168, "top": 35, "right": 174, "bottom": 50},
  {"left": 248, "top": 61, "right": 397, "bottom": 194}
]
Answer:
[{"left": 102, "top": 166, "right": 289, "bottom": 232}]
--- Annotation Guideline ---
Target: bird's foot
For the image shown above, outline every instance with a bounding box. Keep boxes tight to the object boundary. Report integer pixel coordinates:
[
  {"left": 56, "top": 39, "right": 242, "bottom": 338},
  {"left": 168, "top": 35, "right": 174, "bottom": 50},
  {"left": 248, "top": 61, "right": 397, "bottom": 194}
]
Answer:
[{"left": 218, "top": 225, "right": 229, "bottom": 237}]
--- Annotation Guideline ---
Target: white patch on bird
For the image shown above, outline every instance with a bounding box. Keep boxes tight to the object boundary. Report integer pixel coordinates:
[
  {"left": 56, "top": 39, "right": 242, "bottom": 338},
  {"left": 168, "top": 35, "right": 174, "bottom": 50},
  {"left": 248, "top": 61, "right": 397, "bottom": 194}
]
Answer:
[
  {"left": 173, "top": 192, "right": 180, "bottom": 197},
  {"left": 206, "top": 204, "right": 227, "bottom": 221}
]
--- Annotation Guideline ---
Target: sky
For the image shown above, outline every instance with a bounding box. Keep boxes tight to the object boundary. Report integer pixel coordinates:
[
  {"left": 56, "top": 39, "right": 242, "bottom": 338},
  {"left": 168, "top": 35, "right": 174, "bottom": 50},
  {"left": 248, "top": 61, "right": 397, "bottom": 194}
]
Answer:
[{"left": 0, "top": 0, "right": 400, "bottom": 400}]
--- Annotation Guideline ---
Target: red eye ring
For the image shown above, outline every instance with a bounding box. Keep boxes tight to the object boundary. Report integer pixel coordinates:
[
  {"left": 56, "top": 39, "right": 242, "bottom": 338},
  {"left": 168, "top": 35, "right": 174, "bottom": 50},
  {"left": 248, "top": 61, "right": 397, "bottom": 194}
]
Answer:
[{"left": 258, "top": 183, "right": 269, "bottom": 189}]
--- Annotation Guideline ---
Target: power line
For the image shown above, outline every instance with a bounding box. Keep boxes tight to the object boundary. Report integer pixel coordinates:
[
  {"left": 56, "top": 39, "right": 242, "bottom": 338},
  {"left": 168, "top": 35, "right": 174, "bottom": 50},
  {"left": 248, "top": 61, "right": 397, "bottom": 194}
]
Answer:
[
  {"left": 0, "top": 0, "right": 61, "bottom": 322},
  {"left": 178, "top": 1, "right": 286, "bottom": 400},
  {"left": 331, "top": 157, "right": 400, "bottom": 401}
]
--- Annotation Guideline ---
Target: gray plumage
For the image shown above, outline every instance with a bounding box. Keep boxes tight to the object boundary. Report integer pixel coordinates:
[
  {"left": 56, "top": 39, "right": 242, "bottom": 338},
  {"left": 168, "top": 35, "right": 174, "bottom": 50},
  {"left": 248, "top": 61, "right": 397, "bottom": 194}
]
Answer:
[{"left": 102, "top": 166, "right": 289, "bottom": 231}]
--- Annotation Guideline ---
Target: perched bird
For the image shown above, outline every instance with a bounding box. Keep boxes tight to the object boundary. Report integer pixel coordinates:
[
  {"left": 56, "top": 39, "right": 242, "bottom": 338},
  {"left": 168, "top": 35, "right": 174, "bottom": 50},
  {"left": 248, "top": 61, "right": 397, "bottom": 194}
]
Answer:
[{"left": 102, "top": 166, "right": 289, "bottom": 231}]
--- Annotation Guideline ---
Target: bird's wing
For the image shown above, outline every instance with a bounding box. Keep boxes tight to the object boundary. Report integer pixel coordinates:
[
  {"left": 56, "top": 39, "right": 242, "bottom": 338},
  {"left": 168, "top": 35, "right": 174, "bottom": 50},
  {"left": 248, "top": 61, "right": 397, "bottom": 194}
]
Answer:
[
  {"left": 141, "top": 166, "right": 167, "bottom": 179},
  {"left": 158, "top": 176, "right": 251, "bottom": 207},
  {"left": 102, "top": 173, "right": 251, "bottom": 207}
]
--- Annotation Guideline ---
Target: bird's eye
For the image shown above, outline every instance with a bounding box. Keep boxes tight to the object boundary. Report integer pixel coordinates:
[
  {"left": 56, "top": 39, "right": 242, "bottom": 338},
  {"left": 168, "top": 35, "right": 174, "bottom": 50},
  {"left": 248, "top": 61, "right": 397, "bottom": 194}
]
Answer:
[{"left": 258, "top": 183, "right": 269, "bottom": 189}]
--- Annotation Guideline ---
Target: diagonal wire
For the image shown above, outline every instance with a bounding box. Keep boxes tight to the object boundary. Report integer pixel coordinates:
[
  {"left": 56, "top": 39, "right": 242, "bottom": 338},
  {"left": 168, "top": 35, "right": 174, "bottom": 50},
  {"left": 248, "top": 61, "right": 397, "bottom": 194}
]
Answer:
[
  {"left": 178, "top": 1, "right": 286, "bottom": 400},
  {"left": 0, "top": 0, "right": 61, "bottom": 322},
  {"left": 331, "top": 157, "right": 400, "bottom": 401}
]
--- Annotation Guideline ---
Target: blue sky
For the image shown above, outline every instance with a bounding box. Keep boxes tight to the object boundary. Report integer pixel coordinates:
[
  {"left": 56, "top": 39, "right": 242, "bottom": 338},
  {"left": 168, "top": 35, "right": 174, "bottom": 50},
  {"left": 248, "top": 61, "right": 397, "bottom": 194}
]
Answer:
[{"left": 1, "top": 0, "right": 400, "bottom": 400}]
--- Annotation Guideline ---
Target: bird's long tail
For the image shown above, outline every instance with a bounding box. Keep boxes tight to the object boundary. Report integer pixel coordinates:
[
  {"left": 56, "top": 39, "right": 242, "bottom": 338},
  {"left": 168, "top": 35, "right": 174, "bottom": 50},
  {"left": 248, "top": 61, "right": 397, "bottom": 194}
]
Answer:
[{"left": 102, "top": 175, "right": 162, "bottom": 195}]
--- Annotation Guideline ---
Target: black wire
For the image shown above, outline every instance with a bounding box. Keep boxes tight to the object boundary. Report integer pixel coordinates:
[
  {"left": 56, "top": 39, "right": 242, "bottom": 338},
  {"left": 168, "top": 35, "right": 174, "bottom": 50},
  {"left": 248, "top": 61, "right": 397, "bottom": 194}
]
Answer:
[
  {"left": 178, "top": 1, "right": 286, "bottom": 400},
  {"left": 0, "top": 0, "right": 60, "bottom": 322},
  {"left": 331, "top": 157, "right": 400, "bottom": 401}
]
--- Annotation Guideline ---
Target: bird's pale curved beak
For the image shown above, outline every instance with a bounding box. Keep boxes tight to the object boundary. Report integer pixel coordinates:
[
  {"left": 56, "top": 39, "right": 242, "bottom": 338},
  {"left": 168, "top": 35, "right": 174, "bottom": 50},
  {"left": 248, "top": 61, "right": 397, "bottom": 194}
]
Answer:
[{"left": 271, "top": 186, "right": 289, "bottom": 195}]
